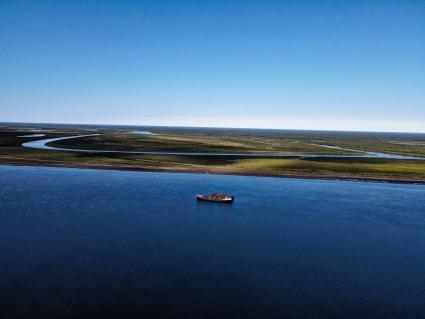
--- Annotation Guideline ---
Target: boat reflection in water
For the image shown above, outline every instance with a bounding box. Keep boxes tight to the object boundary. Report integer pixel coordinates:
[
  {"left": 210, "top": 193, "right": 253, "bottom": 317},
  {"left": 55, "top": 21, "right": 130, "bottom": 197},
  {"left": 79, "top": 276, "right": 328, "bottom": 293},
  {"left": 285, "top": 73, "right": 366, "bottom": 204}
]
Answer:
[{"left": 196, "top": 194, "right": 234, "bottom": 203}]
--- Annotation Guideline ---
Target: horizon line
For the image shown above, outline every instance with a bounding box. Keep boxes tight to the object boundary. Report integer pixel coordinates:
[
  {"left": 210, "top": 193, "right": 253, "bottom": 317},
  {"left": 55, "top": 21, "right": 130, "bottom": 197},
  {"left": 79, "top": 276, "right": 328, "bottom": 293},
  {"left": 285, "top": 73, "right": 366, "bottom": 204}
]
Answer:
[{"left": 1, "top": 120, "right": 425, "bottom": 135}]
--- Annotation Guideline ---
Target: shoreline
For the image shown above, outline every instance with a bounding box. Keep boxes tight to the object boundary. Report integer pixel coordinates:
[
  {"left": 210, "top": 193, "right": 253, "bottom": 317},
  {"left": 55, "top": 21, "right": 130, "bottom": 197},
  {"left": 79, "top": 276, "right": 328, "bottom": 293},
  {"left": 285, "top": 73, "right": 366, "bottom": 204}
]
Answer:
[{"left": 1, "top": 158, "right": 425, "bottom": 185}]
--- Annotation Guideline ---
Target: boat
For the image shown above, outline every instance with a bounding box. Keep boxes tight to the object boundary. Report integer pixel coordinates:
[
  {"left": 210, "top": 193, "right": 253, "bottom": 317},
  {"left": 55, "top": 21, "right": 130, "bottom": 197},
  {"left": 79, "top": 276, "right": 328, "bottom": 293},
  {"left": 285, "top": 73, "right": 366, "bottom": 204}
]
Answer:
[{"left": 196, "top": 193, "right": 234, "bottom": 203}]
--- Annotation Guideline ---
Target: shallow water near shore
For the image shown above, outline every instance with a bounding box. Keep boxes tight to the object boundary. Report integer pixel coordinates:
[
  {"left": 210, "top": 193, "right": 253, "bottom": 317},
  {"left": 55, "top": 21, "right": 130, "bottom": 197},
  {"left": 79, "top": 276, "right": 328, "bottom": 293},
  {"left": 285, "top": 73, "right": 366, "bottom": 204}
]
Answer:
[{"left": 1, "top": 165, "right": 425, "bottom": 318}]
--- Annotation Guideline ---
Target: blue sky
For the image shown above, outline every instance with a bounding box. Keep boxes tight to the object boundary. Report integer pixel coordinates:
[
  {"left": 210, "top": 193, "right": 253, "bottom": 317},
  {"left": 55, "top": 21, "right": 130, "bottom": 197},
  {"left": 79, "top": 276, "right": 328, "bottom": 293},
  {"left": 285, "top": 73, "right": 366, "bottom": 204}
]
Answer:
[{"left": 1, "top": 0, "right": 424, "bottom": 132}]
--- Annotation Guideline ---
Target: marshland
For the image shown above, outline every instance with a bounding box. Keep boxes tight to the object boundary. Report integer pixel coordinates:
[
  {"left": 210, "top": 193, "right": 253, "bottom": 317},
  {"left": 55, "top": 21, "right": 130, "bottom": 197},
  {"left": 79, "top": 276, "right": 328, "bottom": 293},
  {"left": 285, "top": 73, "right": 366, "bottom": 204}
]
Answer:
[{"left": 2, "top": 123, "right": 425, "bottom": 183}]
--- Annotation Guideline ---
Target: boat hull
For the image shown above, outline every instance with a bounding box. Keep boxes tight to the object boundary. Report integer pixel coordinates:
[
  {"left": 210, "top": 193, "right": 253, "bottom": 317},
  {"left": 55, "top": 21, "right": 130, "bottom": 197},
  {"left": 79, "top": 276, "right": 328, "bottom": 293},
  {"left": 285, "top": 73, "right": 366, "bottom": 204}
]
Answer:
[{"left": 196, "top": 195, "right": 234, "bottom": 203}]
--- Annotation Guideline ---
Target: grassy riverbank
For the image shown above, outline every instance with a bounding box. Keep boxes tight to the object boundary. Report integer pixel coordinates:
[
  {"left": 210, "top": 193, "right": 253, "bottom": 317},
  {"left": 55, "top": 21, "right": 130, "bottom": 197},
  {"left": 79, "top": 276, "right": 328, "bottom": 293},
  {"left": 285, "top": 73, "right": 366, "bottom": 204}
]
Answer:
[{"left": 1, "top": 123, "right": 425, "bottom": 183}]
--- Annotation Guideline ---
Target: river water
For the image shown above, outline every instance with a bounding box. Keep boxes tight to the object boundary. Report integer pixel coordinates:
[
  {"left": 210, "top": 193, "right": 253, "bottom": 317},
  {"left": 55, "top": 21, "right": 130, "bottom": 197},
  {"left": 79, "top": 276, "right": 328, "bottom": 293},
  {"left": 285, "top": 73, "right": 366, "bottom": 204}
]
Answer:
[
  {"left": 22, "top": 134, "right": 425, "bottom": 160},
  {"left": 1, "top": 165, "right": 425, "bottom": 318}
]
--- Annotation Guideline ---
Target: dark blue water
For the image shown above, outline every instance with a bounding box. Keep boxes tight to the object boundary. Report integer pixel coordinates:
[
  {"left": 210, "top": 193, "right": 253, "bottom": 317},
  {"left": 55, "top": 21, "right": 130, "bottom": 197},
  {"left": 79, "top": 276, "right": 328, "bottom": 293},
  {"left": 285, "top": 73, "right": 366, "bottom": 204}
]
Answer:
[{"left": 1, "top": 165, "right": 425, "bottom": 319}]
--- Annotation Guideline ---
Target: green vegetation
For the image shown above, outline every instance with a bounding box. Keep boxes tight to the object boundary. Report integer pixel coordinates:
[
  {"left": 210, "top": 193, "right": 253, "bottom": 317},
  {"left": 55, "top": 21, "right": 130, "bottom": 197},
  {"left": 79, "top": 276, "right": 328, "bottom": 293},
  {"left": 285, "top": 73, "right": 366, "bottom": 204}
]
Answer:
[
  {"left": 1, "top": 124, "right": 425, "bottom": 183},
  {"left": 49, "top": 131, "right": 362, "bottom": 154}
]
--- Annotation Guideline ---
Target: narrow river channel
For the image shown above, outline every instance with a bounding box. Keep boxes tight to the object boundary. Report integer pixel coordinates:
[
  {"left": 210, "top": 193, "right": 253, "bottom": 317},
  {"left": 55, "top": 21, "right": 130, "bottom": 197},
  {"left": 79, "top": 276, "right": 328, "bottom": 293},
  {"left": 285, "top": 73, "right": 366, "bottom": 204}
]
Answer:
[{"left": 22, "top": 133, "right": 425, "bottom": 160}]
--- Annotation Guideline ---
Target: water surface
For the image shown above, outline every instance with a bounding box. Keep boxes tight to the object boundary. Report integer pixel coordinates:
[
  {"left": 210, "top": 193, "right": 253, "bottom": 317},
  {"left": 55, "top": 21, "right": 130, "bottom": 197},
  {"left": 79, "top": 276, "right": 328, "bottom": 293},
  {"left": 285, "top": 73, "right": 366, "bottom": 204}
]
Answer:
[
  {"left": 22, "top": 135, "right": 425, "bottom": 160},
  {"left": 132, "top": 130, "right": 157, "bottom": 135},
  {"left": 1, "top": 165, "right": 425, "bottom": 318},
  {"left": 17, "top": 134, "right": 46, "bottom": 138}
]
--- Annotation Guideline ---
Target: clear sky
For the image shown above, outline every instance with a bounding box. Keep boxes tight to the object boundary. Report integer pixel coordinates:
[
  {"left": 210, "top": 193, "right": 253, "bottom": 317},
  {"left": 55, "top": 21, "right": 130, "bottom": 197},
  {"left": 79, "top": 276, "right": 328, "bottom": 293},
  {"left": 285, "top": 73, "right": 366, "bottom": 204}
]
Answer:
[{"left": 1, "top": 0, "right": 424, "bottom": 132}]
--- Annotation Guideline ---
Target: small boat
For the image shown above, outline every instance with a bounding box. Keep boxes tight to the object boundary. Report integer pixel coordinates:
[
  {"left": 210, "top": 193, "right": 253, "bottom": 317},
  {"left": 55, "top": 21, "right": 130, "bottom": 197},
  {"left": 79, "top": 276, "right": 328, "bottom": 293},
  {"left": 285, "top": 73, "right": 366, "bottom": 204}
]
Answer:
[{"left": 196, "top": 193, "right": 234, "bottom": 203}]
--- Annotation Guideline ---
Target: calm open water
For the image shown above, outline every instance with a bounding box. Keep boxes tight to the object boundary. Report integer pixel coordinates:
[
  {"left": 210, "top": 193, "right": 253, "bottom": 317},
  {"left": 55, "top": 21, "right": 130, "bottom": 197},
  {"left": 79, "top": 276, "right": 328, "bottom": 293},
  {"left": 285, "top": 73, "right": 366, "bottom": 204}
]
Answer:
[{"left": 1, "top": 165, "right": 425, "bottom": 319}]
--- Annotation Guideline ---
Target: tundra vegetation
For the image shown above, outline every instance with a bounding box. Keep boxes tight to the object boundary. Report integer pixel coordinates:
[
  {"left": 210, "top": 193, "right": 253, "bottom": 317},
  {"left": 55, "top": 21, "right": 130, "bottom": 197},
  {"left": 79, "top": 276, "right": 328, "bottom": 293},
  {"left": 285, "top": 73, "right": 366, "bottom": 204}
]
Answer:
[{"left": 1, "top": 123, "right": 425, "bottom": 183}]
